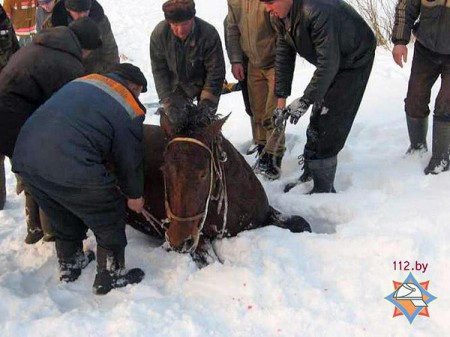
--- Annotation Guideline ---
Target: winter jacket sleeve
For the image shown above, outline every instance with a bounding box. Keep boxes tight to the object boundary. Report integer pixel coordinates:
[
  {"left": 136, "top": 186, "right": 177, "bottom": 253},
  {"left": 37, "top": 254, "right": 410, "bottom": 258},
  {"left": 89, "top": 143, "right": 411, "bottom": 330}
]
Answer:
[
  {"left": 392, "top": 0, "right": 421, "bottom": 46},
  {"left": 84, "top": 16, "right": 119, "bottom": 74},
  {"left": 199, "top": 28, "right": 226, "bottom": 106},
  {"left": 274, "top": 28, "right": 297, "bottom": 99},
  {"left": 0, "top": 5, "right": 20, "bottom": 71},
  {"left": 225, "top": 4, "right": 244, "bottom": 64},
  {"left": 302, "top": 7, "right": 340, "bottom": 103},
  {"left": 150, "top": 26, "right": 173, "bottom": 102},
  {"left": 112, "top": 114, "right": 145, "bottom": 198}
]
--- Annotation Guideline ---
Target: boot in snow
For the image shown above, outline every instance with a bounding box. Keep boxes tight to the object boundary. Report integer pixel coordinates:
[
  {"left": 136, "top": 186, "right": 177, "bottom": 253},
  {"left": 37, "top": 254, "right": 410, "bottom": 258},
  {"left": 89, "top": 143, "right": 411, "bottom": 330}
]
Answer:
[
  {"left": 93, "top": 245, "right": 144, "bottom": 295},
  {"left": 260, "top": 154, "right": 282, "bottom": 180},
  {"left": 253, "top": 152, "right": 270, "bottom": 174},
  {"left": 308, "top": 156, "right": 337, "bottom": 194},
  {"left": 24, "top": 191, "right": 44, "bottom": 244},
  {"left": 405, "top": 116, "right": 428, "bottom": 154},
  {"left": 56, "top": 239, "right": 95, "bottom": 282},
  {"left": 284, "top": 154, "right": 313, "bottom": 193},
  {"left": 424, "top": 118, "right": 450, "bottom": 175}
]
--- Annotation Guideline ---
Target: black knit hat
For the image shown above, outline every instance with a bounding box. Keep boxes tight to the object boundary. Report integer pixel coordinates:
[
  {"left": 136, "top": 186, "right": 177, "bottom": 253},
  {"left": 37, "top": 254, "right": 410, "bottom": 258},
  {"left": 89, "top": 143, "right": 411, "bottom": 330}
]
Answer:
[
  {"left": 162, "top": 0, "right": 196, "bottom": 23},
  {"left": 112, "top": 63, "right": 148, "bottom": 93},
  {"left": 68, "top": 17, "right": 102, "bottom": 50},
  {"left": 65, "top": 0, "right": 92, "bottom": 12}
]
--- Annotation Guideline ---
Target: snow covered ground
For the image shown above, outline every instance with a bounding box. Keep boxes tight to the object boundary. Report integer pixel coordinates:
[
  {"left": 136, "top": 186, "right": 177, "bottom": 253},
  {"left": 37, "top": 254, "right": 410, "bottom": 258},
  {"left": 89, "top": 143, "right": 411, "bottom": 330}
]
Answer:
[{"left": 1, "top": 0, "right": 449, "bottom": 336}]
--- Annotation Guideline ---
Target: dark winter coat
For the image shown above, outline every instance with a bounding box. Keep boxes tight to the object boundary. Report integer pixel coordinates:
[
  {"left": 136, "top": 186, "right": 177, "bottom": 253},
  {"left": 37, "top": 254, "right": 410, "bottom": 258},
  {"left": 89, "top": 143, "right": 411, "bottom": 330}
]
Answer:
[
  {"left": 0, "top": 4, "right": 20, "bottom": 71},
  {"left": 150, "top": 17, "right": 226, "bottom": 107},
  {"left": 51, "top": 0, "right": 119, "bottom": 73},
  {"left": 0, "top": 26, "right": 85, "bottom": 158},
  {"left": 392, "top": 0, "right": 450, "bottom": 55},
  {"left": 12, "top": 73, "right": 146, "bottom": 199},
  {"left": 272, "top": 0, "right": 376, "bottom": 103}
]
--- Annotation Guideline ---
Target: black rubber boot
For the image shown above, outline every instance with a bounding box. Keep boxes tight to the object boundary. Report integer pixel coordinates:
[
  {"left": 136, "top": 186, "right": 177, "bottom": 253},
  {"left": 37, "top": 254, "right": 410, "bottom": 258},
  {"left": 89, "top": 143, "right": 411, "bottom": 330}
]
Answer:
[
  {"left": 284, "top": 154, "right": 313, "bottom": 193},
  {"left": 406, "top": 116, "right": 428, "bottom": 154},
  {"left": 0, "top": 155, "right": 5, "bottom": 210},
  {"left": 93, "top": 246, "right": 145, "bottom": 295},
  {"left": 424, "top": 118, "right": 450, "bottom": 175},
  {"left": 24, "top": 191, "right": 44, "bottom": 244},
  {"left": 261, "top": 154, "right": 282, "bottom": 180},
  {"left": 308, "top": 156, "right": 337, "bottom": 194},
  {"left": 56, "top": 239, "right": 95, "bottom": 282}
]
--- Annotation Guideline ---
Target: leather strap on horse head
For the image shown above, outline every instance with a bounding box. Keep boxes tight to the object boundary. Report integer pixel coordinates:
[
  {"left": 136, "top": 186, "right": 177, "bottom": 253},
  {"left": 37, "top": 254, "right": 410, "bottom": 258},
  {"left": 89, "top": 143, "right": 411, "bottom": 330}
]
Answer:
[{"left": 164, "top": 136, "right": 228, "bottom": 236}]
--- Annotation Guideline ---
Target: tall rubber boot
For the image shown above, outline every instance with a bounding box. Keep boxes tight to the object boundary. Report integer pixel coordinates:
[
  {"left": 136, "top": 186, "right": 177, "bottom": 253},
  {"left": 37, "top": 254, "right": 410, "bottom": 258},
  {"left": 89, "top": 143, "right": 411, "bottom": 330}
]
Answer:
[
  {"left": 93, "top": 246, "right": 145, "bottom": 295},
  {"left": 0, "top": 155, "right": 5, "bottom": 210},
  {"left": 406, "top": 116, "right": 428, "bottom": 154},
  {"left": 308, "top": 156, "right": 337, "bottom": 194},
  {"left": 55, "top": 239, "right": 95, "bottom": 282},
  {"left": 24, "top": 190, "right": 44, "bottom": 244},
  {"left": 424, "top": 118, "right": 450, "bottom": 175}
]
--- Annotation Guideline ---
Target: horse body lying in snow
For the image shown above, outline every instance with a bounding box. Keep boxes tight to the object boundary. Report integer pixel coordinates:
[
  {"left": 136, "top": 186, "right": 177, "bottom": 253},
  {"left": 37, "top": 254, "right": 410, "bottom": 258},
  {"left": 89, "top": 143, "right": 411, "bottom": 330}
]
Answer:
[{"left": 127, "top": 107, "right": 310, "bottom": 265}]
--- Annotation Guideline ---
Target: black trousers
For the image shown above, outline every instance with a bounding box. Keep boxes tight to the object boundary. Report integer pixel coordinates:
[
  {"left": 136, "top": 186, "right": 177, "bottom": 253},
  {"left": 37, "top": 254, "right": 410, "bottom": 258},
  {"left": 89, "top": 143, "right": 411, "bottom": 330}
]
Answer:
[
  {"left": 19, "top": 172, "right": 127, "bottom": 252},
  {"left": 405, "top": 41, "right": 450, "bottom": 122},
  {"left": 304, "top": 54, "right": 375, "bottom": 160}
]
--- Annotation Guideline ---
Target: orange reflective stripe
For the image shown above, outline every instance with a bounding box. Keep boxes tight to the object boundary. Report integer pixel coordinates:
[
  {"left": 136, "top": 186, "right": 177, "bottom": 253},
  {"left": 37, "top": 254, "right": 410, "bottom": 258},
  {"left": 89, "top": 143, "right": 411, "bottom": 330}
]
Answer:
[{"left": 77, "top": 74, "right": 145, "bottom": 118}]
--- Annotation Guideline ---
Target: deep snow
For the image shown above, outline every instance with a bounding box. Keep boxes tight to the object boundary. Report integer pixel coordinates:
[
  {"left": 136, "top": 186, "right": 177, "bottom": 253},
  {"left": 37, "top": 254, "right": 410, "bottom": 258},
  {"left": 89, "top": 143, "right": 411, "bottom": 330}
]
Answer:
[{"left": 1, "top": 0, "right": 449, "bottom": 336}]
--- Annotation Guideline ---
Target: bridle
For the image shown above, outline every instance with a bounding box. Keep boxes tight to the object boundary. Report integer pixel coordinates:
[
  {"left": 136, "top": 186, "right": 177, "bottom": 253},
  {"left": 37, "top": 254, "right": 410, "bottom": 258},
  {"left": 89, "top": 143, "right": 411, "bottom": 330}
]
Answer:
[{"left": 163, "top": 136, "right": 229, "bottom": 237}]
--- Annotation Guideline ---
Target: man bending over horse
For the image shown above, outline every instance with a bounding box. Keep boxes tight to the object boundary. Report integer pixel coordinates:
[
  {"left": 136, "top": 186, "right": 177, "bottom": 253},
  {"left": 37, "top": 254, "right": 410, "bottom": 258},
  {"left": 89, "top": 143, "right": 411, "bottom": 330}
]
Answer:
[
  {"left": 12, "top": 63, "right": 148, "bottom": 295},
  {"left": 150, "top": 0, "right": 225, "bottom": 117}
]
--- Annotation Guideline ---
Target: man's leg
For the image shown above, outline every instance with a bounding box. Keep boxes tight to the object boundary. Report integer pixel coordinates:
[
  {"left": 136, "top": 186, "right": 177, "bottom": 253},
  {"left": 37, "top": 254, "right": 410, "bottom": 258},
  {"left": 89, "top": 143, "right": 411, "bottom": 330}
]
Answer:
[
  {"left": 259, "top": 66, "right": 285, "bottom": 180},
  {"left": 307, "top": 56, "right": 375, "bottom": 193},
  {"left": 424, "top": 51, "right": 450, "bottom": 174},
  {"left": 405, "top": 42, "right": 441, "bottom": 153},
  {"left": 18, "top": 173, "right": 94, "bottom": 282}
]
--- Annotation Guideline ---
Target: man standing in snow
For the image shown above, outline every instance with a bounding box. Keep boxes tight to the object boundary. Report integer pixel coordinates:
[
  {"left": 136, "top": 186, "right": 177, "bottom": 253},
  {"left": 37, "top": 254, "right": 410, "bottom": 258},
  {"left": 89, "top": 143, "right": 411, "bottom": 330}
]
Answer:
[
  {"left": 260, "top": 0, "right": 376, "bottom": 193},
  {"left": 51, "top": 0, "right": 119, "bottom": 73},
  {"left": 12, "top": 63, "right": 148, "bottom": 295},
  {"left": 2, "top": 0, "right": 37, "bottom": 46},
  {"left": 150, "top": 0, "right": 225, "bottom": 119},
  {"left": 226, "top": 0, "right": 285, "bottom": 180},
  {"left": 392, "top": 0, "right": 450, "bottom": 175},
  {"left": 0, "top": 17, "right": 102, "bottom": 243},
  {"left": 0, "top": 3, "right": 20, "bottom": 211},
  {"left": 36, "top": 0, "right": 57, "bottom": 33}
]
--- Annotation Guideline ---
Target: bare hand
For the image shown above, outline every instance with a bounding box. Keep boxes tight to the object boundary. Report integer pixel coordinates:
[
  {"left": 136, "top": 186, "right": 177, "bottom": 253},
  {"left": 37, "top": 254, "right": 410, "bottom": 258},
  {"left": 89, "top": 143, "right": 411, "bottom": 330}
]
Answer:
[
  {"left": 127, "top": 197, "right": 145, "bottom": 213},
  {"left": 231, "top": 63, "right": 245, "bottom": 81},
  {"left": 277, "top": 98, "right": 287, "bottom": 109},
  {"left": 393, "top": 45, "right": 408, "bottom": 68}
]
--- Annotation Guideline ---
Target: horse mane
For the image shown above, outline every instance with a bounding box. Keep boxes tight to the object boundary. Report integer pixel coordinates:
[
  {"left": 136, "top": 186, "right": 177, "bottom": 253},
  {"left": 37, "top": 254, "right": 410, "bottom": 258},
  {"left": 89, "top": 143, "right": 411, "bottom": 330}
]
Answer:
[{"left": 162, "top": 97, "right": 221, "bottom": 138}]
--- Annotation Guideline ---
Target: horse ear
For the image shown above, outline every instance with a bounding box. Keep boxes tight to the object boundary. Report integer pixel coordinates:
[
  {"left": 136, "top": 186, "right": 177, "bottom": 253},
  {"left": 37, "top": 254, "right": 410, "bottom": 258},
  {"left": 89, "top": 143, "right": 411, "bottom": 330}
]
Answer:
[
  {"left": 160, "top": 108, "right": 175, "bottom": 139},
  {"left": 205, "top": 113, "right": 231, "bottom": 140}
]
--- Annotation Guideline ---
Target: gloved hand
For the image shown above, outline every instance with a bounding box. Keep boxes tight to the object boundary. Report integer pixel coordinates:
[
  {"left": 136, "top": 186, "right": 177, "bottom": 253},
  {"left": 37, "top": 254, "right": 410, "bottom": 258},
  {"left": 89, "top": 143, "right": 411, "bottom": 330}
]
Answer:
[
  {"left": 287, "top": 97, "right": 311, "bottom": 125},
  {"left": 272, "top": 107, "right": 289, "bottom": 128}
]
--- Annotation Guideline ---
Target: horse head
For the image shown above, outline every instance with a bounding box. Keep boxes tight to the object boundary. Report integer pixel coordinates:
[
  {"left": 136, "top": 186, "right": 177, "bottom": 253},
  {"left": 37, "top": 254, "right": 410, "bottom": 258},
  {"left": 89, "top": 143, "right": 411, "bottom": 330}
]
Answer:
[{"left": 160, "top": 103, "right": 229, "bottom": 253}]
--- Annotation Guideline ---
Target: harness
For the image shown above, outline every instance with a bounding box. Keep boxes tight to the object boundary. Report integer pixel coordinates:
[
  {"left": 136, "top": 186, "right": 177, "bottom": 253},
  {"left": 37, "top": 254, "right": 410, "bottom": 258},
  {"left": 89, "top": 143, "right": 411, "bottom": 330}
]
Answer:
[{"left": 163, "top": 136, "right": 229, "bottom": 238}]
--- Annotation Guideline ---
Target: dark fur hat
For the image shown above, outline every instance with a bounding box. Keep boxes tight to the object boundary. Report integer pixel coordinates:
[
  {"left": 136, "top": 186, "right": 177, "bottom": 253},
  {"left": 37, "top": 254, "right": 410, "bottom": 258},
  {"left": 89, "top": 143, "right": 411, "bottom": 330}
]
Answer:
[
  {"left": 65, "top": 0, "right": 92, "bottom": 12},
  {"left": 112, "top": 63, "right": 148, "bottom": 93},
  {"left": 162, "top": 0, "right": 196, "bottom": 23}
]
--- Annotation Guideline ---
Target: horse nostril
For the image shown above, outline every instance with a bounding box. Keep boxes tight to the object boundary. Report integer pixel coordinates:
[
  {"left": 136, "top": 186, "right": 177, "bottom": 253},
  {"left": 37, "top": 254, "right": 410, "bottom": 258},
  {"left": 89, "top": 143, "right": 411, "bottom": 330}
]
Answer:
[{"left": 184, "top": 236, "right": 195, "bottom": 251}]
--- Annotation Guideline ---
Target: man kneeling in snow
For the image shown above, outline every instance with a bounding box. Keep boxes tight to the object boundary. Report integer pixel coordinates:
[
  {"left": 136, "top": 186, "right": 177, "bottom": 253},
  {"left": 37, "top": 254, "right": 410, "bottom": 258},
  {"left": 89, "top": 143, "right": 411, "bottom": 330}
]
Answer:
[{"left": 12, "top": 63, "right": 148, "bottom": 295}]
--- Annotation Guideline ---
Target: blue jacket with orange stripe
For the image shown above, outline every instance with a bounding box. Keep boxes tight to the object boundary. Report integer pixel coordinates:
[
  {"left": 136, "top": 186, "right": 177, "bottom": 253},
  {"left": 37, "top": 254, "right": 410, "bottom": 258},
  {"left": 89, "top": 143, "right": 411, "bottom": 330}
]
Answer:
[{"left": 12, "top": 73, "right": 145, "bottom": 199}]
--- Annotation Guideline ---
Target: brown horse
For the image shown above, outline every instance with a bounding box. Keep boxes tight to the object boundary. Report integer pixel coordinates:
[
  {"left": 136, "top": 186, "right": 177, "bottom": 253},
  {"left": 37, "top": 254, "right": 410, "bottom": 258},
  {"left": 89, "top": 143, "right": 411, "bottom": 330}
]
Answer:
[{"left": 128, "top": 105, "right": 311, "bottom": 265}]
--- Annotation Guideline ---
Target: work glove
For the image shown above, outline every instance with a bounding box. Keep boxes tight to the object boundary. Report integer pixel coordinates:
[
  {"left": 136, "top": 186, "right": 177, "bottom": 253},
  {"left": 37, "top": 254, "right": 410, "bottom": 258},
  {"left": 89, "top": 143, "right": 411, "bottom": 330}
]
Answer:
[
  {"left": 272, "top": 107, "right": 289, "bottom": 128},
  {"left": 287, "top": 97, "right": 311, "bottom": 125}
]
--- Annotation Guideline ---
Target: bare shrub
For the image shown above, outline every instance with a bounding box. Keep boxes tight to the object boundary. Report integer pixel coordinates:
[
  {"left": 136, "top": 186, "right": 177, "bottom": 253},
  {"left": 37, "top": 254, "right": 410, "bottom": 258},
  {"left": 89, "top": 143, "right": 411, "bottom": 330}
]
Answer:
[{"left": 350, "top": 0, "right": 396, "bottom": 48}]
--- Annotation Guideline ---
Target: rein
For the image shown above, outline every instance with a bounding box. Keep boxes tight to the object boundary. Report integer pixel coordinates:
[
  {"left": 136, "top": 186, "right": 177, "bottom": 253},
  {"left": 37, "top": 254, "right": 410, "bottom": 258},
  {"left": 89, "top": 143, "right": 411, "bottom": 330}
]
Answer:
[{"left": 164, "top": 136, "right": 229, "bottom": 236}]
